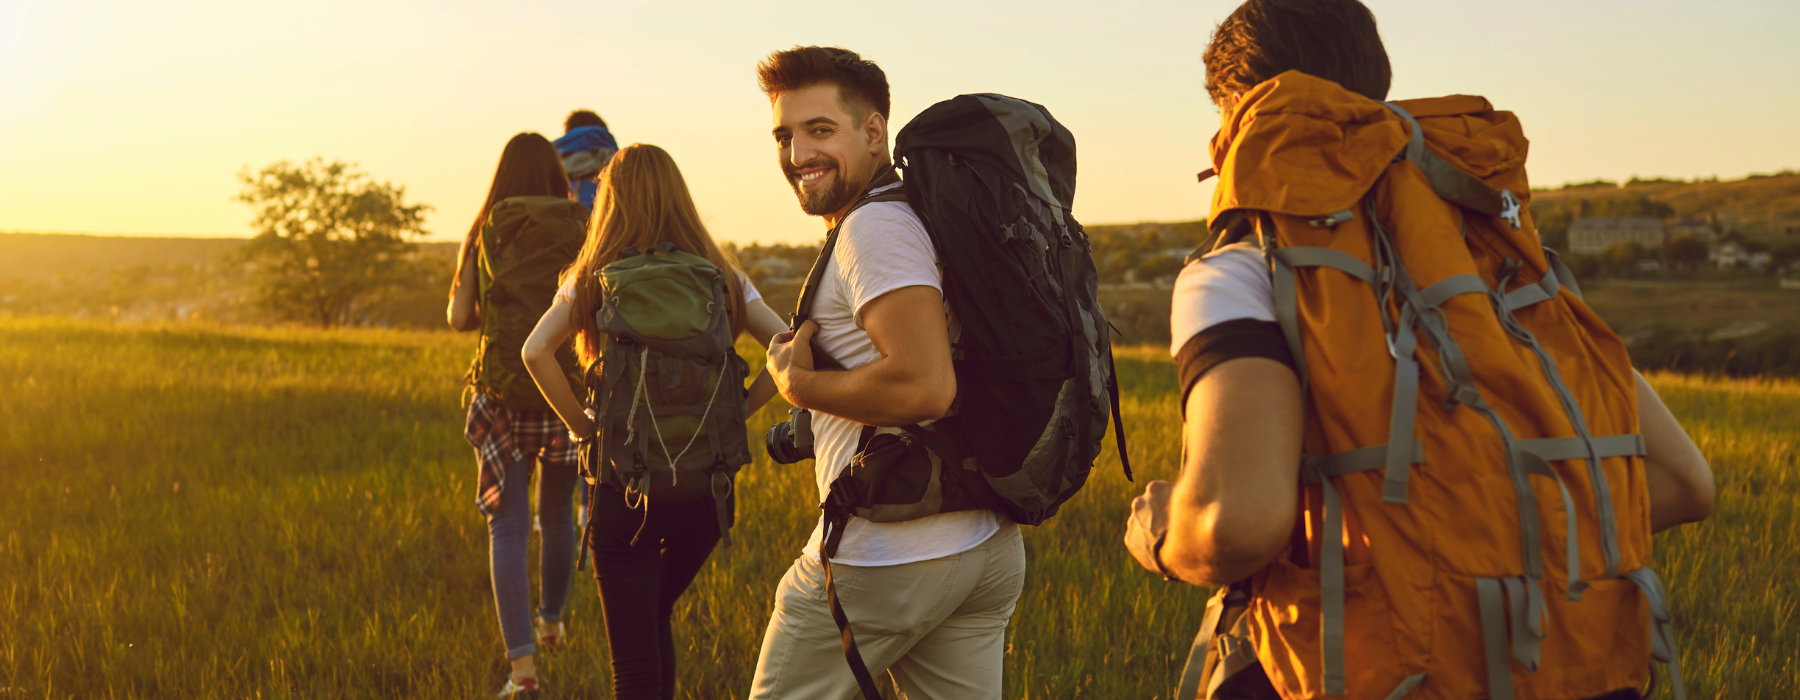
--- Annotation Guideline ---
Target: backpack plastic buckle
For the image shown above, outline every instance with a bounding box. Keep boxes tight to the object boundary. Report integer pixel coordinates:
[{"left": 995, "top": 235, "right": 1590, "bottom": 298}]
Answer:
[
  {"left": 1499, "top": 190, "right": 1523, "bottom": 230},
  {"left": 1308, "top": 210, "right": 1355, "bottom": 228}
]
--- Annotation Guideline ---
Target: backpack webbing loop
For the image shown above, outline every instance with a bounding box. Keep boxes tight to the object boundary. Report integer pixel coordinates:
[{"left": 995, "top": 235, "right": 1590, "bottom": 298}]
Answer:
[
  {"left": 1476, "top": 574, "right": 1550, "bottom": 698},
  {"left": 1519, "top": 450, "right": 1590, "bottom": 600},
  {"left": 1475, "top": 578, "right": 1514, "bottom": 700},
  {"left": 1623, "top": 567, "right": 1688, "bottom": 700},
  {"left": 1314, "top": 462, "right": 1348, "bottom": 697},
  {"left": 1382, "top": 674, "right": 1427, "bottom": 700}
]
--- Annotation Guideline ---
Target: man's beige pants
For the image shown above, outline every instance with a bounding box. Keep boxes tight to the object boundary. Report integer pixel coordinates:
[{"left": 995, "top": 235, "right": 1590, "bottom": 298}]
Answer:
[{"left": 747, "top": 524, "right": 1027, "bottom": 700}]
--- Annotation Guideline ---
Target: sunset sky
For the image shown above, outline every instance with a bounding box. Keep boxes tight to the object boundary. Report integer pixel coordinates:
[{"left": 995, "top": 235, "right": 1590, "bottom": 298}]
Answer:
[{"left": 2, "top": 0, "right": 1796, "bottom": 245}]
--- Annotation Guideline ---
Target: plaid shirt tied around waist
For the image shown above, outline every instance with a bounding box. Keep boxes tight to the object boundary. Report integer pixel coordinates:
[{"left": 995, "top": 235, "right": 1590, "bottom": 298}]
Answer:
[{"left": 465, "top": 392, "right": 579, "bottom": 516}]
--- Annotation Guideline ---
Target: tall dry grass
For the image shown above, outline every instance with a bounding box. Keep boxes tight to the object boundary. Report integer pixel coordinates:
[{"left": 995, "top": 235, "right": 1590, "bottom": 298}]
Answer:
[{"left": 0, "top": 320, "right": 1790, "bottom": 697}]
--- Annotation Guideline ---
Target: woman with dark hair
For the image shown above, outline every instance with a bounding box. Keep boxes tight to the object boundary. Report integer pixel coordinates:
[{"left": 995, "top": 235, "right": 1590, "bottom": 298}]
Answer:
[
  {"left": 447, "top": 132, "right": 589, "bottom": 698},
  {"left": 522, "top": 143, "right": 786, "bottom": 700}
]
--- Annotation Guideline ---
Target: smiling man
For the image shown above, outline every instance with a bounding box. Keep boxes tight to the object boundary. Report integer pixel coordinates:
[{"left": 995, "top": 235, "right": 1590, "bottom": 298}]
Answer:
[{"left": 747, "top": 46, "right": 1026, "bottom": 700}]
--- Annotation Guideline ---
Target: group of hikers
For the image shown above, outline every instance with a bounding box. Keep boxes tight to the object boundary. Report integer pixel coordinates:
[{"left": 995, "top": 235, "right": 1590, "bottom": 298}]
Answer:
[{"left": 442, "top": 1, "right": 1719, "bottom": 698}]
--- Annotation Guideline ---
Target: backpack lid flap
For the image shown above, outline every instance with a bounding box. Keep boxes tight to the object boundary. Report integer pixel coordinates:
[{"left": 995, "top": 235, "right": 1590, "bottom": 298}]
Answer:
[
  {"left": 599, "top": 252, "right": 722, "bottom": 343},
  {"left": 1208, "top": 71, "right": 1409, "bottom": 227},
  {"left": 896, "top": 93, "right": 1077, "bottom": 214}
]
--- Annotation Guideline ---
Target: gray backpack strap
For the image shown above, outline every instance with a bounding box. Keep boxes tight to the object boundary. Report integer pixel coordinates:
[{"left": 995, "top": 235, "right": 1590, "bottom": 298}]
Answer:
[
  {"left": 1175, "top": 588, "right": 1229, "bottom": 699},
  {"left": 1383, "top": 102, "right": 1522, "bottom": 230},
  {"left": 1177, "top": 582, "right": 1281, "bottom": 699}
]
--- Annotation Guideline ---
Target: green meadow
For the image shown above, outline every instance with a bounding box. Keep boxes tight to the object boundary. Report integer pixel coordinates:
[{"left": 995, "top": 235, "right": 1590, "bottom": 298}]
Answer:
[{"left": 0, "top": 318, "right": 1793, "bottom": 698}]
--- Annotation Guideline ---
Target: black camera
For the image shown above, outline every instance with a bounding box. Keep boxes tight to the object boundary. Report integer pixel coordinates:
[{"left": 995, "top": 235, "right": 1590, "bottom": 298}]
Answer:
[{"left": 765, "top": 407, "right": 815, "bottom": 464}]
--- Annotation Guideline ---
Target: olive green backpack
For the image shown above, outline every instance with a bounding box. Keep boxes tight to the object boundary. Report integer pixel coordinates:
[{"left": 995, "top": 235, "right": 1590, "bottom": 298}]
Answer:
[
  {"left": 467, "top": 196, "right": 589, "bottom": 409},
  {"left": 579, "top": 242, "right": 751, "bottom": 545}
]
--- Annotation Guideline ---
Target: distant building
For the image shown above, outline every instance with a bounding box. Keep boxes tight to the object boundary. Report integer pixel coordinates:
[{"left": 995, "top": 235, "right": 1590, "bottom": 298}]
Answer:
[
  {"left": 1665, "top": 217, "right": 1718, "bottom": 243},
  {"left": 1708, "top": 242, "right": 1772, "bottom": 271},
  {"left": 1710, "top": 242, "right": 1747, "bottom": 267},
  {"left": 1568, "top": 217, "right": 1666, "bottom": 255},
  {"left": 744, "top": 256, "right": 800, "bottom": 282}
]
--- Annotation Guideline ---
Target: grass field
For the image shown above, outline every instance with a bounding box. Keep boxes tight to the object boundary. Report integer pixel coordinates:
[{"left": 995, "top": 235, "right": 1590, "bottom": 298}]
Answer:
[{"left": 0, "top": 319, "right": 1793, "bottom": 698}]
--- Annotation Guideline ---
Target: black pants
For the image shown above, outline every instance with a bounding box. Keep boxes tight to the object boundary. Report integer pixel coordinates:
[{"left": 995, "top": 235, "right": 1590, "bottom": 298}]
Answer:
[{"left": 587, "top": 484, "right": 721, "bottom": 700}]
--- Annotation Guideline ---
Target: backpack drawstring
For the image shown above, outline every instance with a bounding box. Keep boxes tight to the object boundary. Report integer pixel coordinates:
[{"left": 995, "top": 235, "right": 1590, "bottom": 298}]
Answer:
[{"left": 628, "top": 346, "right": 728, "bottom": 486}]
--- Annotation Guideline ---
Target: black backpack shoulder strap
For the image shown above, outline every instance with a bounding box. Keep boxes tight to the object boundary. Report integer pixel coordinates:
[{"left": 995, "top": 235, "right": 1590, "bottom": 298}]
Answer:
[{"left": 790, "top": 167, "right": 906, "bottom": 330}]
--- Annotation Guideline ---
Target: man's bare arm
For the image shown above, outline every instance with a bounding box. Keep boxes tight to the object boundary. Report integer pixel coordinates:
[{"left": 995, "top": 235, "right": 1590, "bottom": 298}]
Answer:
[
  {"left": 1141, "top": 357, "right": 1304, "bottom": 585},
  {"left": 765, "top": 285, "right": 956, "bottom": 427}
]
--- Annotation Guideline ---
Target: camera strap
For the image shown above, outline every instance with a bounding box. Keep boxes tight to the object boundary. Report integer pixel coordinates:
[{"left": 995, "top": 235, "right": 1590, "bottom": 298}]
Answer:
[{"left": 819, "top": 487, "right": 885, "bottom": 699}]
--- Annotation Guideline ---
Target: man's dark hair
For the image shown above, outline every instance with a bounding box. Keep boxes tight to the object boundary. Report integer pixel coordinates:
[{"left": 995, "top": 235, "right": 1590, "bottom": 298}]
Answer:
[
  {"left": 757, "top": 46, "right": 890, "bottom": 120},
  {"left": 1203, "top": 0, "right": 1391, "bottom": 105},
  {"left": 565, "top": 109, "right": 607, "bottom": 132}
]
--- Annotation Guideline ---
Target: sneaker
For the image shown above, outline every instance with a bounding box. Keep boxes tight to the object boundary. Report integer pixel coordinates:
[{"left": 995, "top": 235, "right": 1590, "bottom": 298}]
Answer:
[
  {"left": 536, "top": 617, "right": 565, "bottom": 649},
  {"left": 496, "top": 676, "right": 540, "bottom": 698}
]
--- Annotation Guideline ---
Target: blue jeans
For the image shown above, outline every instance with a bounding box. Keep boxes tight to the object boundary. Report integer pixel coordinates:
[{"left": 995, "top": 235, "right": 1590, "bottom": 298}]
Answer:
[{"left": 486, "top": 458, "right": 579, "bottom": 659}]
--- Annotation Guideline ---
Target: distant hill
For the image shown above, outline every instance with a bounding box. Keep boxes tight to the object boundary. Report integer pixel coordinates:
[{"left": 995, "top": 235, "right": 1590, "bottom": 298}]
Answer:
[
  {"left": 0, "top": 233, "right": 460, "bottom": 327},
  {"left": 0, "top": 233, "right": 465, "bottom": 285},
  {"left": 1530, "top": 170, "right": 1800, "bottom": 247},
  {"left": 0, "top": 233, "right": 246, "bottom": 284}
]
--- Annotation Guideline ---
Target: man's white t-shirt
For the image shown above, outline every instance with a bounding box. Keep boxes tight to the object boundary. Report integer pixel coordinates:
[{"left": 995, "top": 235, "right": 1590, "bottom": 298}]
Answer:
[
  {"left": 800, "top": 182, "right": 1002, "bottom": 567},
  {"left": 1169, "top": 242, "right": 1277, "bottom": 355}
]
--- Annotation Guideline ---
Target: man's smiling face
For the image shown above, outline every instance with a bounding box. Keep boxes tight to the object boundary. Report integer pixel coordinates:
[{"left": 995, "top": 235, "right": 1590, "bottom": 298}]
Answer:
[{"left": 772, "top": 82, "right": 884, "bottom": 221}]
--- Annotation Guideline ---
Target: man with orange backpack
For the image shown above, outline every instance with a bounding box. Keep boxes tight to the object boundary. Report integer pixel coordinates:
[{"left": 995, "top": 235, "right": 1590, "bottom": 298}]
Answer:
[{"left": 1122, "top": 1, "right": 1716, "bottom": 699}]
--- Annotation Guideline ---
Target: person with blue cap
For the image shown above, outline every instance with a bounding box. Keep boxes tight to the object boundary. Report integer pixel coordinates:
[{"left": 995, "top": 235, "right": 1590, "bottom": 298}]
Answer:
[{"left": 555, "top": 110, "right": 618, "bottom": 209}]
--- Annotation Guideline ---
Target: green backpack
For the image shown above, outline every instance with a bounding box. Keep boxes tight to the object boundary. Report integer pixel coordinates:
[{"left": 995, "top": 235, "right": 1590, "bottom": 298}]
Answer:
[
  {"left": 468, "top": 196, "right": 589, "bottom": 410},
  {"left": 579, "top": 242, "right": 751, "bottom": 544}
]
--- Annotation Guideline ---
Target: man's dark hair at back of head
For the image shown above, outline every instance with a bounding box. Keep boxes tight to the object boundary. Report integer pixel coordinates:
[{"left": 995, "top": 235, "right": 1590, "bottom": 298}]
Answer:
[
  {"left": 756, "top": 46, "right": 891, "bottom": 122},
  {"left": 565, "top": 109, "right": 607, "bottom": 132},
  {"left": 1203, "top": 0, "right": 1391, "bottom": 106}
]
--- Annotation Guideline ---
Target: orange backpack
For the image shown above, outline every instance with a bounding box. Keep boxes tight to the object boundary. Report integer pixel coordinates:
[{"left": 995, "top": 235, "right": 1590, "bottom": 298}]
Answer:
[{"left": 1184, "top": 71, "right": 1685, "bottom": 700}]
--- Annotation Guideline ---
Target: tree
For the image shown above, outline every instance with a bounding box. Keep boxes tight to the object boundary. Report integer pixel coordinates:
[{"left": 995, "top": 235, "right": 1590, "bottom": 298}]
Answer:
[
  {"left": 236, "top": 158, "right": 431, "bottom": 327},
  {"left": 1602, "top": 241, "right": 1647, "bottom": 277},
  {"left": 1663, "top": 234, "right": 1710, "bottom": 272}
]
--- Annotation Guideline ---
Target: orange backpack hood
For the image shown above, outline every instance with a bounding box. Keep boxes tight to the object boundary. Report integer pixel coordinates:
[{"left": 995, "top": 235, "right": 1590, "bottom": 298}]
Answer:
[{"left": 1208, "top": 70, "right": 1529, "bottom": 225}]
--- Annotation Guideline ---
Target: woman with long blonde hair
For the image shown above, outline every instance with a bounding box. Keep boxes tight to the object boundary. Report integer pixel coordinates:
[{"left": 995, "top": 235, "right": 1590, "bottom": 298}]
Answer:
[{"left": 522, "top": 143, "right": 784, "bottom": 699}]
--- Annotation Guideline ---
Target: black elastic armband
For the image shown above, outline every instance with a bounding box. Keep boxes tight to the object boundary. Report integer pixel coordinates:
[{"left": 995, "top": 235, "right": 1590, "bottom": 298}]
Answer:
[{"left": 1175, "top": 318, "right": 1295, "bottom": 415}]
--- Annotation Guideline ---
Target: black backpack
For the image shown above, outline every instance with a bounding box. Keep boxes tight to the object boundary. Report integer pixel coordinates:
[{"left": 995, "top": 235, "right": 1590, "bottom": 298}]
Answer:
[{"left": 793, "top": 93, "right": 1131, "bottom": 697}]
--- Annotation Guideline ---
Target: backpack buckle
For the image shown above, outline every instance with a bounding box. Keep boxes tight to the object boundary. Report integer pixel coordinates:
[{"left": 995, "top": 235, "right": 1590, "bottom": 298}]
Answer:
[{"left": 1499, "top": 190, "right": 1522, "bottom": 230}]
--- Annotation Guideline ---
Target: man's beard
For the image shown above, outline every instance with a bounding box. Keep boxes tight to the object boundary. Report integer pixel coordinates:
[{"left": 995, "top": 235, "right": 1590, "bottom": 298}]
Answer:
[{"left": 786, "top": 157, "right": 857, "bottom": 216}]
